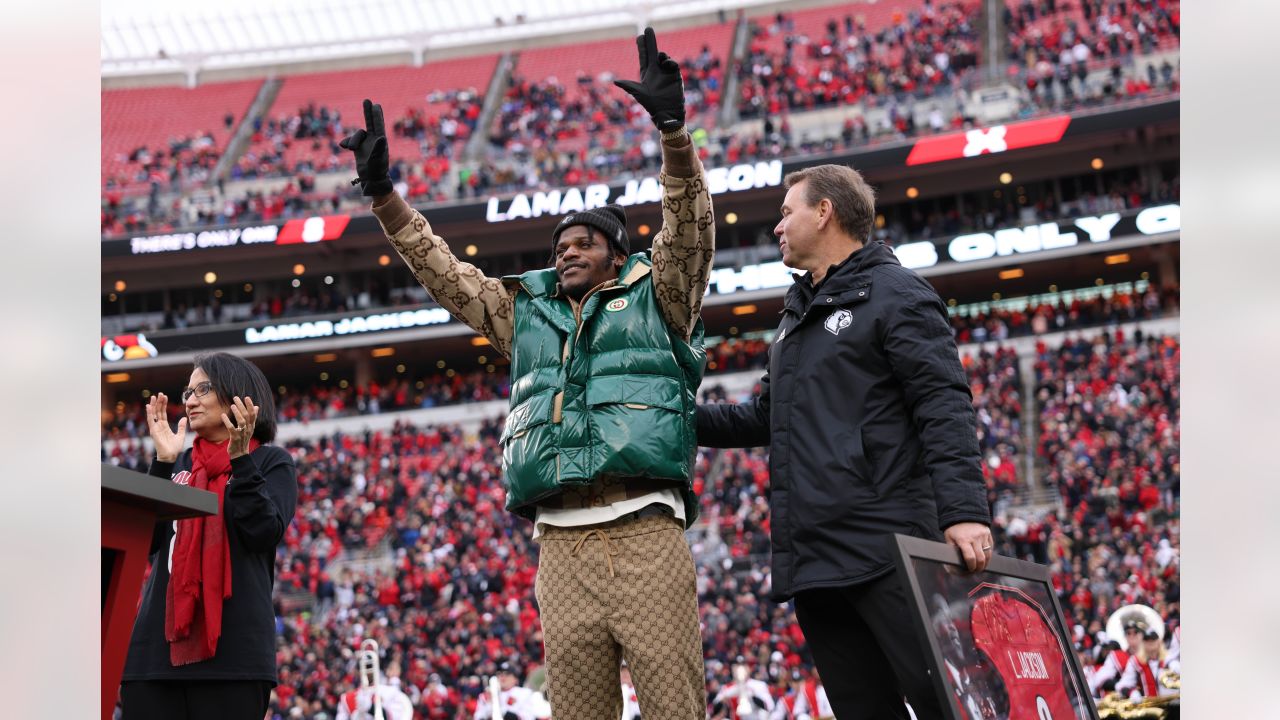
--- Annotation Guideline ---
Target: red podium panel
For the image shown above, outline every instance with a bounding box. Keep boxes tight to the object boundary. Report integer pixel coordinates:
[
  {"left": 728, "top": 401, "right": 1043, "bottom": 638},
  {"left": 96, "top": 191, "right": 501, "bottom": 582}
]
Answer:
[{"left": 101, "top": 464, "right": 217, "bottom": 720}]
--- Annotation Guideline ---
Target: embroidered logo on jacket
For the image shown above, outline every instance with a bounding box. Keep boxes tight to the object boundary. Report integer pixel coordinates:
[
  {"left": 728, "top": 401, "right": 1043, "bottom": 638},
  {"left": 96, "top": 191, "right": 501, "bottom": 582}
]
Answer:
[
  {"left": 824, "top": 308, "right": 853, "bottom": 335},
  {"left": 605, "top": 298, "right": 629, "bottom": 312}
]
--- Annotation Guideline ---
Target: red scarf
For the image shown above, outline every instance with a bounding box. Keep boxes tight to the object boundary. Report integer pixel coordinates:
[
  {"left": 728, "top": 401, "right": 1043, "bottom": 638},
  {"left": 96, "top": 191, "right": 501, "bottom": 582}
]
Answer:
[{"left": 164, "top": 436, "right": 258, "bottom": 665}]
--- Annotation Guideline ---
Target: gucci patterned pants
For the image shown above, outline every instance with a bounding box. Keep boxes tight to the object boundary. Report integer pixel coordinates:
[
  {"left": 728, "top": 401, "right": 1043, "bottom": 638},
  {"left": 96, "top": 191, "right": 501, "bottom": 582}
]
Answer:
[{"left": 535, "top": 514, "right": 707, "bottom": 720}]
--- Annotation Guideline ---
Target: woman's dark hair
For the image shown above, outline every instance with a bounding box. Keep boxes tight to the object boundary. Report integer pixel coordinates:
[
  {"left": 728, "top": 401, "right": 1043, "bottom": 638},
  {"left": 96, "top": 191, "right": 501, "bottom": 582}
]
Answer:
[{"left": 193, "top": 352, "right": 277, "bottom": 443}]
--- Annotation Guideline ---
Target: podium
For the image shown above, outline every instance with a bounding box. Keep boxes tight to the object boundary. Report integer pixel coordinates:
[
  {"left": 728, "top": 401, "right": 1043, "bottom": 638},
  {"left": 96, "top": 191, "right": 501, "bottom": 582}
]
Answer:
[{"left": 102, "top": 464, "right": 217, "bottom": 720}]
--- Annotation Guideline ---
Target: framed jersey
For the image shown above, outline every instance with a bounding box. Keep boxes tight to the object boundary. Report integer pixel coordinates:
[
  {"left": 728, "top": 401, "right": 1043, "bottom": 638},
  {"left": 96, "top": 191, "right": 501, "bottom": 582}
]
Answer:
[{"left": 893, "top": 535, "right": 1100, "bottom": 720}]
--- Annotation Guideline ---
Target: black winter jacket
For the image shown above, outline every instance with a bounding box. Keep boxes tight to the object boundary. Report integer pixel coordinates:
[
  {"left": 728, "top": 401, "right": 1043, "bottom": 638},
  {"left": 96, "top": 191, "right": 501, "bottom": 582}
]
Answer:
[
  {"left": 697, "top": 240, "right": 989, "bottom": 600},
  {"left": 122, "top": 444, "right": 297, "bottom": 683}
]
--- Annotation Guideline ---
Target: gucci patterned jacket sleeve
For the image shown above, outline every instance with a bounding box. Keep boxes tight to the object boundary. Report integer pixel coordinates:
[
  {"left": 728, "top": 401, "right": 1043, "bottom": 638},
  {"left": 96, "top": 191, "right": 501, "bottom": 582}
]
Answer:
[
  {"left": 370, "top": 194, "right": 516, "bottom": 359},
  {"left": 649, "top": 127, "right": 715, "bottom": 341}
]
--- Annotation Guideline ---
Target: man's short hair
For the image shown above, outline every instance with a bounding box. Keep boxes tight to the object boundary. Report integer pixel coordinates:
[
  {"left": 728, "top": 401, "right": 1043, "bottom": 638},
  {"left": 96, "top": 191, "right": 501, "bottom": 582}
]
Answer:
[{"left": 783, "top": 164, "right": 877, "bottom": 243}]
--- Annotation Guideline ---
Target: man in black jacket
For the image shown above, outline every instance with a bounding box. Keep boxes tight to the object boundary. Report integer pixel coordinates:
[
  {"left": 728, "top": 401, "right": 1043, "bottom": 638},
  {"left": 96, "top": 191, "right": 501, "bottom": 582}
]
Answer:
[{"left": 697, "top": 164, "right": 993, "bottom": 720}]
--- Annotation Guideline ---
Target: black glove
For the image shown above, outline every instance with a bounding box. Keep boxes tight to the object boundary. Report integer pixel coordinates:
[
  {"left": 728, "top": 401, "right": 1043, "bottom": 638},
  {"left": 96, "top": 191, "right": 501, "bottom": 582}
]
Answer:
[
  {"left": 613, "top": 27, "right": 686, "bottom": 132},
  {"left": 338, "top": 98, "right": 393, "bottom": 197}
]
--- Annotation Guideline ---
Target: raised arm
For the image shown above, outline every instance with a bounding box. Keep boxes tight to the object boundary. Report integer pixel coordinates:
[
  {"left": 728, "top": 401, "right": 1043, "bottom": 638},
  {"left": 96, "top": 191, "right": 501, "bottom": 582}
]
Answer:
[
  {"left": 614, "top": 28, "right": 715, "bottom": 341},
  {"left": 342, "top": 98, "right": 516, "bottom": 358}
]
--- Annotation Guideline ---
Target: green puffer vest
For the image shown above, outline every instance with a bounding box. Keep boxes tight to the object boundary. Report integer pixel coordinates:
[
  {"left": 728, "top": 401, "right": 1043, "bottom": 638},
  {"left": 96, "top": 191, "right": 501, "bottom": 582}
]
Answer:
[{"left": 499, "top": 252, "right": 706, "bottom": 524}]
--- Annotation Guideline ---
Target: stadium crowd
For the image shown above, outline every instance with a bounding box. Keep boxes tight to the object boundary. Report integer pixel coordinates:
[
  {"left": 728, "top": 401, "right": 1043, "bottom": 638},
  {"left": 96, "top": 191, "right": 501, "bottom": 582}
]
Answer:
[
  {"left": 1034, "top": 329, "right": 1180, "bottom": 660},
  {"left": 1003, "top": 0, "right": 1180, "bottom": 109},
  {"left": 735, "top": 2, "right": 981, "bottom": 120},
  {"left": 101, "top": 0, "right": 1180, "bottom": 237},
  {"left": 101, "top": 281, "right": 1177, "bottom": 452}
]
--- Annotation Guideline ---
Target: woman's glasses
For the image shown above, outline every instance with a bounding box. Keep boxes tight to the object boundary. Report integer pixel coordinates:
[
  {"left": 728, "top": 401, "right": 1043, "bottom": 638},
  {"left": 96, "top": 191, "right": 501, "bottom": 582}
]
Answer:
[{"left": 180, "top": 381, "right": 214, "bottom": 403}]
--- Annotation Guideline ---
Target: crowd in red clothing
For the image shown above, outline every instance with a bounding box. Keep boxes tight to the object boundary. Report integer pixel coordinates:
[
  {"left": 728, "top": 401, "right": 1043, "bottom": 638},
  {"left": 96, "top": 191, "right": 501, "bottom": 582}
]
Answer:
[
  {"left": 100, "top": 283, "right": 1177, "bottom": 453},
  {"left": 736, "top": 2, "right": 981, "bottom": 121},
  {"left": 949, "top": 281, "right": 1179, "bottom": 345},
  {"left": 965, "top": 346, "right": 1025, "bottom": 503},
  {"left": 1034, "top": 330, "right": 1179, "bottom": 643},
  {"left": 1003, "top": 0, "right": 1180, "bottom": 109}
]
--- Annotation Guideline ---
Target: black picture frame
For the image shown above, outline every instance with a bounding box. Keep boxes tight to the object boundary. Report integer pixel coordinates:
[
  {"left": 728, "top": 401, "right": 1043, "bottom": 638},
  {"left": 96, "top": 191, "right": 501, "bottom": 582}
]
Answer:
[{"left": 892, "top": 534, "right": 1101, "bottom": 720}]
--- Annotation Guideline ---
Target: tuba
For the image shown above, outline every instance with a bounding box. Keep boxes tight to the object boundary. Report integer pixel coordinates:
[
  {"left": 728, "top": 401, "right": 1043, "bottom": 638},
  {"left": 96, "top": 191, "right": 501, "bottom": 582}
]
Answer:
[
  {"left": 1105, "top": 604, "right": 1164, "bottom": 648},
  {"left": 358, "top": 639, "right": 385, "bottom": 720}
]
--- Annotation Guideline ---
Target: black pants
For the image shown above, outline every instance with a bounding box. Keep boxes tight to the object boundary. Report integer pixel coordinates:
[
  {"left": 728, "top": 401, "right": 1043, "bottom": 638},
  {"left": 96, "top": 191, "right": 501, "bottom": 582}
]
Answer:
[
  {"left": 793, "top": 572, "right": 944, "bottom": 720},
  {"left": 120, "top": 679, "right": 272, "bottom": 720}
]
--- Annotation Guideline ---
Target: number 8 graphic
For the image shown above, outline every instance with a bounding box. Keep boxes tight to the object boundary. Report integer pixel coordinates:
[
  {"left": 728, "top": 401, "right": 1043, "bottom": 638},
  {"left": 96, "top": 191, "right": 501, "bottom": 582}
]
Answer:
[{"left": 1036, "top": 695, "right": 1054, "bottom": 720}]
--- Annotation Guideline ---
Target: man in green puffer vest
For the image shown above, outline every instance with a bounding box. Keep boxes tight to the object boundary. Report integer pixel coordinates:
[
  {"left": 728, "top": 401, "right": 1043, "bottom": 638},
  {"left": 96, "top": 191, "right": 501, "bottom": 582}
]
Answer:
[{"left": 340, "top": 27, "right": 714, "bottom": 720}]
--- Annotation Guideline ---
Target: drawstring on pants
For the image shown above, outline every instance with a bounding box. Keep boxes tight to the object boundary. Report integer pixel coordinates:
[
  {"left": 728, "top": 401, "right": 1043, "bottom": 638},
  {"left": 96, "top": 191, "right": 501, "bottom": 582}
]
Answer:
[{"left": 571, "top": 528, "right": 620, "bottom": 577}]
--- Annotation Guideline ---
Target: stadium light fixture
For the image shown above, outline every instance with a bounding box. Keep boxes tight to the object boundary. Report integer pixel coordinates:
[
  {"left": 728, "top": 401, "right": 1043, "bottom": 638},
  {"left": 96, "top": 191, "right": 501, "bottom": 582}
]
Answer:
[
  {"left": 106, "top": 373, "right": 130, "bottom": 384},
  {"left": 732, "top": 304, "right": 758, "bottom": 316},
  {"left": 999, "top": 172, "right": 1013, "bottom": 185},
  {"left": 293, "top": 264, "right": 306, "bottom": 275},
  {"left": 906, "top": 187, "right": 919, "bottom": 199},
  {"left": 204, "top": 272, "right": 217, "bottom": 284},
  {"left": 998, "top": 268, "right": 1024, "bottom": 280},
  {"left": 244, "top": 283, "right": 254, "bottom": 292},
  {"left": 724, "top": 213, "right": 738, "bottom": 225},
  {"left": 378, "top": 254, "right": 392, "bottom": 266},
  {"left": 396, "top": 364, "right": 406, "bottom": 374},
  {"left": 638, "top": 224, "right": 652, "bottom": 235},
  {"left": 471, "top": 337, "right": 491, "bottom": 347},
  {"left": 114, "top": 280, "right": 126, "bottom": 292},
  {"left": 371, "top": 347, "right": 395, "bottom": 358},
  {"left": 1091, "top": 157, "right": 1104, "bottom": 170},
  {"left": 465, "top": 245, "right": 478, "bottom": 257},
  {"left": 1104, "top": 253, "right": 1131, "bottom": 265},
  {"left": 324, "top": 275, "right": 334, "bottom": 285},
  {"left": 314, "top": 353, "right": 337, "bottom": 363}
]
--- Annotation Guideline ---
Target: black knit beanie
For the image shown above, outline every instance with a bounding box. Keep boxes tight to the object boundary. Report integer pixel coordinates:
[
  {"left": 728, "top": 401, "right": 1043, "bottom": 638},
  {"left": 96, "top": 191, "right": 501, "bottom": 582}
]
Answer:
[{"left": 551, "top": 204, "right": 630, "bottom": 259}]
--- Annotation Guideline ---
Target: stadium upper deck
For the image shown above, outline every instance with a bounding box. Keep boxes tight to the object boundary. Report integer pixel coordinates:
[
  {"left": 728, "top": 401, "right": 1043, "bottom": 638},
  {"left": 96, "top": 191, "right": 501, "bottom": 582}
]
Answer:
[{"left": 102, "top": 0, "right": 1178, "bottom": 235}]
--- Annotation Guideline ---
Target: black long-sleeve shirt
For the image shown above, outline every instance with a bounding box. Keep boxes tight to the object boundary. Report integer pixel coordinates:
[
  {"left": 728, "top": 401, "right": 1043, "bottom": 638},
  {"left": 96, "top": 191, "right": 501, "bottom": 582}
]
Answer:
[{"left": 121, "top": 444, "right": 297, "bottom": 683}]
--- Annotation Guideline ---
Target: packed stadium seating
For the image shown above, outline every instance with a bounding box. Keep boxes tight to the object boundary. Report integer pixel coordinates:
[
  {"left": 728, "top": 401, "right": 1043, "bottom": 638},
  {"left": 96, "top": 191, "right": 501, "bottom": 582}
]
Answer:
[
  {"left": 736, "top": 0, "right": 979, "bottom": 119},
  {"left": 101, "top": 0, "right": 1180, "bottom": 237},
  {"left": 1003, "top": 0, "right": 1180, "bottom": 107},
  {"left": 100, "top": 282, "right": 1178, "bottom": 456},
  {"left": 1033, "top": 329, "right": 1180, "bottom": 660}
]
